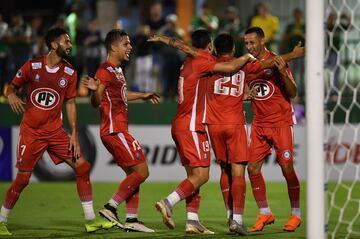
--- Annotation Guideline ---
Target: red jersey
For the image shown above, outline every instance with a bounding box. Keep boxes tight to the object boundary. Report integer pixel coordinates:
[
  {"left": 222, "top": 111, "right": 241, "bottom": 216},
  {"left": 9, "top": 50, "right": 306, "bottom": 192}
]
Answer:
[
  {"left": 243, "top": 51, "right": 296, "bottom": 127},
  {"left": 96, "top": 61, "right": 128, "bottom": 136},
  {"left": 12, "top": 56, "right": 77, "bottom": 134},
  {"left": 172, "top": 50, "right": 216, "bottom": 132},
  {"left": 205, "top": 56, "right": 247, "bottom": 125}
]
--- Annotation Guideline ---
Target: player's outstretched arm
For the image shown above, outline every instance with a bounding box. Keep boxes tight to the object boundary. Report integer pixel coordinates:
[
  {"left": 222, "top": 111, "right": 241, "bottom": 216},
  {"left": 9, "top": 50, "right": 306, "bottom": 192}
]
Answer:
[
  {"left": 127, "top": 91, "right": 161, "bottom": 104},
  {"left": 148, "top": 34, "right": 198, "bottom": 57},
  {"left": 81, "top": 76, "right": 104, "bottom": 107},
  {"left": 261, "top": 42, "right": 305, "bottom": 69},
  {"left": 6, "top": 84, "right": 25, "bottom": 115},
  {"left": 65, "top": 98, "right": 81, "bottom": 160},
  {"left": 274, "top": 56, "right": 297, "bottom": 98},
  {"left": 213, "top": 53, "right": 256, "bottom": 73}
]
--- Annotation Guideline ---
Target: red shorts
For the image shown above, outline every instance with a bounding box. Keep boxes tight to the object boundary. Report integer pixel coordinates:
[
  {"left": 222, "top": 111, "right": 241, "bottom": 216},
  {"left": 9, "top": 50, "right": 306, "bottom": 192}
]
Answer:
[
  {"left": 172, "top": 130, "right": 210, "bottom": 167},
  {"left": 16, "top": 127, "right": 73, "bottom": 171},
  {"left": 249, "top": 125, "right": 294, "bottom": 165},
  {"left": 208, "top": 124, "right": 248, "bottom": 164},
  {"left": 101, "top": 131, "right": 146, "bottom": 167}
]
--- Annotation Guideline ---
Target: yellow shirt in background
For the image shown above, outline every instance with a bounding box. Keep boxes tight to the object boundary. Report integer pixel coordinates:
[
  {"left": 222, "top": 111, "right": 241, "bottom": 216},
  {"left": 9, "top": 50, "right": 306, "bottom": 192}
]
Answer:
[{"left": 250, "top": 15, "right": 279, "bottom": 42}]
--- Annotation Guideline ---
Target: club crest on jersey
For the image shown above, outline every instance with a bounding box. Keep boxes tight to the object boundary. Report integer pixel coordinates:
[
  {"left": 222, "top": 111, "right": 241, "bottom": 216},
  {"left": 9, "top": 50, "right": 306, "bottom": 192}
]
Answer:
[
  {"left": 283, "top": 150, "right": 291, "bottom": 160},
  {"left": 249, "top": 79, "right": 275, "bottom": 100},
  {"left": 16, "top": 70, "right": 22, "bottom": 78},
  {"left": 264, "top": 68, "right": 274, "bottom": 77},
  {"left": 30, "top": 87, "right": 60, "bottom": 110},
  {"left": 64, "top": 66, "right": 74, "bottom": 76},
  {"left": 31, "top": 62, "right": 42, "bottom": 69},
  {"left": 58, "top": 77, "right": 68, "bottom": 88}
]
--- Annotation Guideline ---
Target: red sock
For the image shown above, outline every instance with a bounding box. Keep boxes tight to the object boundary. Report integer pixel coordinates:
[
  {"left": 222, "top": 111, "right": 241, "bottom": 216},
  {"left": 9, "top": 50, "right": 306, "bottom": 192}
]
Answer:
[
  {"left": 283, "top": 170, "right": 300, "bottom": 208},
  {"left": 175, "top": 179, "right": 196, "bottom": 200},
  {"left": 249, "top": 172, "right": 268, "bottom": 209},
  {"left": 220, "top": 171, "right": 232, "bottom": 211},
  {"left": 75, "top": 162, "right": 92, "bottom": 202},
  {"left": 3, "top": 173, "right": 30, "bottom": 209},
  {"left": 126, "top": 187, "right": 139, "bottom": 216},
  {"left": 232, "top": 176, "right": 246, "bottom": 215},
  {"left": 186, "top": 189, "right": 200, "bottom": 213},
  {"left": 112, "top": 172, "right": 145, "bottom": 204}
]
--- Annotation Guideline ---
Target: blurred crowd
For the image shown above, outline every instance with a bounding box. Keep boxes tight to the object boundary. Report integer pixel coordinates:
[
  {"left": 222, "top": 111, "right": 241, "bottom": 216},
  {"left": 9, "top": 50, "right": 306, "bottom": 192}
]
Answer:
[{"left": 0, "top": 0, "right": 351, "bottom": 102}]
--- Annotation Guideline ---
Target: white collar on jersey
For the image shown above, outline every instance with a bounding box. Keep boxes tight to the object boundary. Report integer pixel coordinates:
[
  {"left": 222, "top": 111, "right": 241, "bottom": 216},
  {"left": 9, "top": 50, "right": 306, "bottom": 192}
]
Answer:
[{"left": 45, "top": 65, "right": 60, "bottom": 73}]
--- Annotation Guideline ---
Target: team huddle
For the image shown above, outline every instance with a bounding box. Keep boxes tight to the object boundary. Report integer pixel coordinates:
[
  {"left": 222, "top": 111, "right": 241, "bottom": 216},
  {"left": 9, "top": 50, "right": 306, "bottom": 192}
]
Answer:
[{"left": 0, "top": 25, "right": 304, "bottom": 236}]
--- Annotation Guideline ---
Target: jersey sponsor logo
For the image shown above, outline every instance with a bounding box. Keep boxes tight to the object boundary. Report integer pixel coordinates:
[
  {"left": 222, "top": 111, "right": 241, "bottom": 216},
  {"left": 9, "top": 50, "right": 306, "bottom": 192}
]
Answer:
[
  {"left": 283, "top": 150, "right": 291, "bottom": 160},
  {"left": 30, "top": 87, "right": 60, "bottom": 110},
  {"left": 31, "top": 62, "right": 42, "bottom": 69},
  {"left": 64, "top": 66, "right": 74, "bottom": 76},
  {"left": 58, "top": 77, "right": 68, "bottom": 88},
  {"left": 16, "top": 70, "right": 22, "bottom": 78},
  {"left": 249, "top": 79, "right": 275, "bottom": 100}
]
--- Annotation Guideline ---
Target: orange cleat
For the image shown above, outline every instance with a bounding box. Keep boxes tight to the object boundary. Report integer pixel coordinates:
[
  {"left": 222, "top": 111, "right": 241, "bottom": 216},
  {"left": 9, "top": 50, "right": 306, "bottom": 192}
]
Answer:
[
  {"left": 250, "top": 213, "right": 275, "bottom": 232},
  {"left": 283, "top": 214, "right": 301, "bottom": 232}
]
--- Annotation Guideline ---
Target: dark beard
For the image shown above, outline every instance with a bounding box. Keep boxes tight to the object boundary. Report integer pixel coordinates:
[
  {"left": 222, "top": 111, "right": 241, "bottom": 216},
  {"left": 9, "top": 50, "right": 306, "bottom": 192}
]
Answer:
[{"left": 56, "top": 47, "right": 71, "bottom": 58}]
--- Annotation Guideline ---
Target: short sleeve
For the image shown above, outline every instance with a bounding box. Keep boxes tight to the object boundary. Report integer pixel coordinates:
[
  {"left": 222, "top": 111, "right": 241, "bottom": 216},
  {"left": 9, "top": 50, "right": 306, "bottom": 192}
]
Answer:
[
  {"left": 95, "top": 68, "right": 110, "bottom": 87},
  {"left": 12, "top": 61, "right": 31, "bottom": 87},
  {"left": 194, "top": 52, "right": 216, "bottom": 75},
  {"left": 65, "top": 71, "right": 77, "bottom": 99}
]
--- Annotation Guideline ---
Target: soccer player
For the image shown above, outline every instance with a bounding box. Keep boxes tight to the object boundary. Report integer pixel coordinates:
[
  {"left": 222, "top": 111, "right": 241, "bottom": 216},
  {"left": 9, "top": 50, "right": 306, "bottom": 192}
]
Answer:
[
  {"left": 81, "top": 29, "right": 160, "bottom": 233},
  {"left": 149, "top": 29, "right": 254, "bottom": 234},
  {"left": 0, "top": 27, "right": 116, "bottom": 236},
  {"left": 243, "top": 27, "right": 302, "bottom": 232}
]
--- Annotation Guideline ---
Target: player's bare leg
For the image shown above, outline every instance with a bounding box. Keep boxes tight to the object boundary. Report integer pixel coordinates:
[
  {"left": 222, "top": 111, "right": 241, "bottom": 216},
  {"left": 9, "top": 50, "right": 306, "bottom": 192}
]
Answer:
[
  {"left": 248, "top": 160, "right": 275, "bottom": 232},
  {"left": 65, "top": 157, "right": 116, "bottom": 232},
  {"left": 280, "top": 163, "right": 301, "bottom": 231},
  {"left": 0, "top": 170, "right": 31, "bottom": 236},
  {"left": 228, "top": 163, "right": 247, "bottom": 235}
]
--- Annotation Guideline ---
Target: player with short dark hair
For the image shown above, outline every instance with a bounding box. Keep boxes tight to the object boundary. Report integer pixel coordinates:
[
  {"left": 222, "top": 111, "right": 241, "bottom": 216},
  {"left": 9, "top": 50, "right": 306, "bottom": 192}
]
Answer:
[
  {"left": 149, "top": 29, "right": 254, "bottom": 234},
  {"left": 0, "top": 27, "right": 116, "bottom": 236},
  {"left": 81, "top": 29, "right": 160, "bottom": 233},
  {"left": 243, "top": 26, "right": 302, "bottom": 232}
]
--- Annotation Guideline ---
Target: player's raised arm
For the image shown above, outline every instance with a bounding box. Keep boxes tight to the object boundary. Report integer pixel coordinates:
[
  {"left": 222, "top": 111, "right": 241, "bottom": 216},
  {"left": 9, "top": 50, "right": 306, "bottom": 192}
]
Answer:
[
  {"left": 213, "top": 53, "right": 256, "bottom": 73},
  {"left": 260, "top": 42, "right": 305, "bottom": 69},
  {"left": 148, "top": 34, "right": 199, "bottom": 57},
  {"left": 274, "top": 56, "right": 297, "bottom": 98},
  {"left": 81, "top": 76, "right": 105, "bottom": 107},
  {"left": 127, "top": 91, "right": 160, "bottom": 104}
]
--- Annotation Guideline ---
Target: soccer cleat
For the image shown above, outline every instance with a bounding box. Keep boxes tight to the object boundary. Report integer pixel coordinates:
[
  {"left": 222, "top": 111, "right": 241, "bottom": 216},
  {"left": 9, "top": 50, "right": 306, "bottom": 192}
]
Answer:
[
  {"left": 185, "top": 220, "right": 215, "bottom": 234},
  {"left": 99, "top": 203, "right": 125, "bottom": 229},
  {"left": 155, "top": 199, "right": 175, "bottom": 229},
  {"left": 229, "top": 219, "right": 248, "bottom": 235},
  {"left": 124, "top": 218, "right": 155, "bottom": 232},
  {"left": 250, "top": 213, "right": 275, "bottom": 232},
  {"left": 85, "top": 218, "right": 117, "bottom": 233},
  {"left": 283, "top": 214, "right": 301, "bottom": 232},
  {"left": 0, "top": 221, "right": 12, "bottom": 236}
]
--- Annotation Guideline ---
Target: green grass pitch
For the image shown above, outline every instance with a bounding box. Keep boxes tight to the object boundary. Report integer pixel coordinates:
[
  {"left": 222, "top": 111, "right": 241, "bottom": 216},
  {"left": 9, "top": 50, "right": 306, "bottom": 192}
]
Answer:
[{"left": 0, "top": 181, "right": 352, "bottom": 239}]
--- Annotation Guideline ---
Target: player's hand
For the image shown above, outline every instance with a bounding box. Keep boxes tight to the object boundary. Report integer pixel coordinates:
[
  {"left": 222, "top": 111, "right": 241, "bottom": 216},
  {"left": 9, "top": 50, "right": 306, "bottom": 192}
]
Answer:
[
  {"left": 8, "top": 93, "right": 25, "bottom": 114},
  {"left": 81, "top": 76, "right": 99, "bottom": 91},
  {"left": 142, "top": 92, "right": 161, "bottom": 104},
  {"left": 147, "top": 34, "right": 162, "bottom": 42},
  {"left": 292, "top": 41, "right": 305, "bottom": 58},
  {"left": 274, "top": 56, "right": 287, "bottom": 74},
  {"left": 247, "top": 53, "right": 257, "bottom": 62},
  {"left": 69, "top": 132, "right": 81, "bottom": 161},
  {"left": 244, "top": 86, "right": 259, "bottom": 101}
]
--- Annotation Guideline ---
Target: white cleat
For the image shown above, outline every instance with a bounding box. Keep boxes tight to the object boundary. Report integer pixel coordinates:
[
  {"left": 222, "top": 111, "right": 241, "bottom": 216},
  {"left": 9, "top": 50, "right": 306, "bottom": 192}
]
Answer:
[
  {"left": 185, "top": 220, "right": 215, "bottom": 234},
  {"left": 124, "top": 218, "right": 154, "bottom": 232},
  {"left": 99, "top": 203, "right": 125, "bottom": 229}
]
